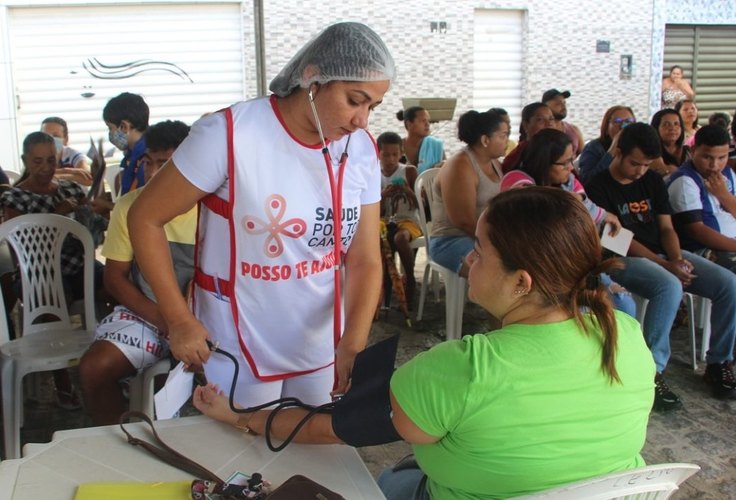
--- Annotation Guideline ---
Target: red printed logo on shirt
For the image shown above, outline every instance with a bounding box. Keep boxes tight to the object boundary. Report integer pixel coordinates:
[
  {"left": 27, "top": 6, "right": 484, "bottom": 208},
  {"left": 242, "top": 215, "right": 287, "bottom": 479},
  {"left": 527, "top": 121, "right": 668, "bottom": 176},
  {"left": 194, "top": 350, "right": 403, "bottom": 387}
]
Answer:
[{"left": 242, "top": 194, "right": 306, "bottom": 258}]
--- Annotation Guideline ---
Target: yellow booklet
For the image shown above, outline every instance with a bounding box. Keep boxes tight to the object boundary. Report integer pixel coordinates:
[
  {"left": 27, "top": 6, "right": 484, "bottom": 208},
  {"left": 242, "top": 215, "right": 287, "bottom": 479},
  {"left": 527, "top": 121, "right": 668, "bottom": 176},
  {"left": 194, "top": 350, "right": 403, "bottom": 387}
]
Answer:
[{"left": 74, "top": 480, "right": 192, "bottom": 499}]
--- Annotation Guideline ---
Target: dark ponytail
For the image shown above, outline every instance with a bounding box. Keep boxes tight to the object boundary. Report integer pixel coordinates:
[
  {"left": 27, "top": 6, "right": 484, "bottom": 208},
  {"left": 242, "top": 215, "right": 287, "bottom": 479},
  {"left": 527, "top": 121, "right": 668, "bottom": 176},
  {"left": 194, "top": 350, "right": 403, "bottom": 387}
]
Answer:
[
  {"left": 457, "top": 110, "right": 504, "bottom": 146},
  {"left": 396, "top": 106, "right": 424, "bottom": 124},
  {"left": 569, "top": 259, "right": 624, "bottom": 383}
]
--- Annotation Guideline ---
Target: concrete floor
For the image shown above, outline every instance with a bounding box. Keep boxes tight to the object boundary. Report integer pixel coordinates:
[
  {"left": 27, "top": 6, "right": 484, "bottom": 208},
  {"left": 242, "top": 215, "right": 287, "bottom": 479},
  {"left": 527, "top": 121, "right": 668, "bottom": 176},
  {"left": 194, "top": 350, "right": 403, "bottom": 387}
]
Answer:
[{"left": 7, "top": 250, "right": 736, "bottom": 498}]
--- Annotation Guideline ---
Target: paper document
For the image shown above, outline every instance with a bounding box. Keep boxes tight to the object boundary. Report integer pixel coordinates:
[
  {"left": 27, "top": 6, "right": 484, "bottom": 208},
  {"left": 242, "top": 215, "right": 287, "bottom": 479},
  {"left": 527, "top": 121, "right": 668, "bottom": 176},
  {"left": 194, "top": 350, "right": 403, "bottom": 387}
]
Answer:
[
  {"left": 154, "top": 362, "right": 194, "bottom": 420},
  {"left": 601, "top": 223, "right": 633, "bottom": 256}
]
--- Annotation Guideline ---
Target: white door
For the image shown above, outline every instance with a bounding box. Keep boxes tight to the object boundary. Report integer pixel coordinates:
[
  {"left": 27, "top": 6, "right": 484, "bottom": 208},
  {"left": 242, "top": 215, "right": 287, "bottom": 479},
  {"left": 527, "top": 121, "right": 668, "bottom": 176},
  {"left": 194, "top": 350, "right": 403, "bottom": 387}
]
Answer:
[
  {"left": 473, "top": 9, "right": 524, "bottom": 136},
  {"left": 8, "top": 3, "right": 245, "bottom": 168}
]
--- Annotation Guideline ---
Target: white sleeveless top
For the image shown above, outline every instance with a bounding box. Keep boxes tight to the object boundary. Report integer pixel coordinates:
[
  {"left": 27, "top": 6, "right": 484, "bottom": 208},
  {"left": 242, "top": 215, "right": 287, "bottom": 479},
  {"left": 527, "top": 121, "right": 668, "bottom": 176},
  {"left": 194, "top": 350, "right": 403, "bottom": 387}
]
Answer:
[{"left": 172, "top": 96, "right": 380, "bottom": 379}]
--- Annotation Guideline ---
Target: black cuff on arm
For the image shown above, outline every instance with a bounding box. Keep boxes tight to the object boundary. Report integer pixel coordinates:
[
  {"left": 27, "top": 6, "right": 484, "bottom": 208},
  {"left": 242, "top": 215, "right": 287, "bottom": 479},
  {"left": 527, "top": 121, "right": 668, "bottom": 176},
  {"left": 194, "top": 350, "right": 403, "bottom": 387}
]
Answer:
[
  {"left": 672, "top": 209, "right": 702, "bottom": 227},
  {"left": 331, "top": 335, "right": 402, "bottom": 447}
]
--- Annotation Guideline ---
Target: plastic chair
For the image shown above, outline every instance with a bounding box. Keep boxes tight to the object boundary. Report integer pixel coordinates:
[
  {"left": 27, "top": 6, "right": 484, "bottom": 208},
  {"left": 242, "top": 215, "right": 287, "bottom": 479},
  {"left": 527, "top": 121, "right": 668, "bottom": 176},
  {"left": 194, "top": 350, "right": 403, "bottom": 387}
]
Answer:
[
  {"left": 693, "top": 295, "right": 712, "bottom": 367},
  {"left": 105, "top": 163, "right": 122, "bottom": 202},
  {"left": 511, "top": 462, "right": 700, "bottom": 499},
  {"left": 4, "top": 170, "right": 21, "bottom": 185},
  {"left": 127, "top": 358, "right": 173, "bottom": 419},
  {"left": 0, "top": 214, "right": 97, "bottom": 459},
  {"left": 633, "top": 292, "right": 711, "bottom": 370},
  {"left": 414, "top": 168, "right": 467, "bottom": 340}
]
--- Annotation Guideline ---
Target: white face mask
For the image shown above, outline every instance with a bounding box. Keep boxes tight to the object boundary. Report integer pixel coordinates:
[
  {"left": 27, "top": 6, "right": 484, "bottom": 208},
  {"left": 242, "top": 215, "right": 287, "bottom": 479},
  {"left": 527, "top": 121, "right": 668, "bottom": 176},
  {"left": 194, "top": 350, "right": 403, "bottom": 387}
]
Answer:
[{"left": 53, "top": 136, "right": 64, "bottom": 153}]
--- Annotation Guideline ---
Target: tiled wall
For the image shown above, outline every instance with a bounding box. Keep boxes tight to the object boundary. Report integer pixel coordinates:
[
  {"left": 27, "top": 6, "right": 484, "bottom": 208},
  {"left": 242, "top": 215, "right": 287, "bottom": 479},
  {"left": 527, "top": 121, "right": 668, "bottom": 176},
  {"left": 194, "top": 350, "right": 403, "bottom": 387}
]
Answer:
[
  {"left": 666, "top": 0, "right": 736, "bottom": 24},
  {"left": 243, "top": 0, "right": 660, "bottom": 153}
]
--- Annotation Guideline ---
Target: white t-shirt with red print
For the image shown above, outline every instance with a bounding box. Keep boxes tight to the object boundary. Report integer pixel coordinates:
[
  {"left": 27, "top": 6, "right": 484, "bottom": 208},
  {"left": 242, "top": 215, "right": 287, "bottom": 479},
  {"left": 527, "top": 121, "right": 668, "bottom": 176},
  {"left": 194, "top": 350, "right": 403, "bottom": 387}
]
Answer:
[{"left": 172, "top": 96, "right": 380, "bottom": 381}]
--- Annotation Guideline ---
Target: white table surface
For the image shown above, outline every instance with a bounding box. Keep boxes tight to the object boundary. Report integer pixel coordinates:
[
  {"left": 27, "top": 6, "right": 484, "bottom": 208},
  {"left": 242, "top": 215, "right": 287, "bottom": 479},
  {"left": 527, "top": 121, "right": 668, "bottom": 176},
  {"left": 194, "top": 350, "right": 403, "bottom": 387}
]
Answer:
[{"left": 0, "top": 415, "right": 385, "bottom": 499}]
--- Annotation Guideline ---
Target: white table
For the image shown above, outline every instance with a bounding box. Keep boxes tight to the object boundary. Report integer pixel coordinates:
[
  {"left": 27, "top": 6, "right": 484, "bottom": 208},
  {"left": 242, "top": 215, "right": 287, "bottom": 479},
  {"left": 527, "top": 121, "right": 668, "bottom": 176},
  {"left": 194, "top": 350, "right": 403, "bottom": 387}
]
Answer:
[{"left": 0, "top": 415, "right": 385, "bottom": 499}]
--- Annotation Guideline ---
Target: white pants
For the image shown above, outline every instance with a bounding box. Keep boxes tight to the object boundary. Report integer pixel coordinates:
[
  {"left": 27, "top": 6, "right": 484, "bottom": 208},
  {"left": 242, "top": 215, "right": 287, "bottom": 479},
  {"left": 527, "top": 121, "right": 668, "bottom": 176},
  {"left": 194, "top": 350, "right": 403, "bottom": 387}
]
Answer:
[{"left": 204, "top": 348, "right": 334, "bottom": 407}]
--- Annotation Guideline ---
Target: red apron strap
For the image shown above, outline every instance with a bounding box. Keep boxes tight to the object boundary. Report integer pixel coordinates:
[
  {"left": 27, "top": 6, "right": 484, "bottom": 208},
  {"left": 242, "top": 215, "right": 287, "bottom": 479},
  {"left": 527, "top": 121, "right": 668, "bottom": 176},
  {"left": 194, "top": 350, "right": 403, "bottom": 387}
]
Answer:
[
  {"left": 193, "top": 269, "right": 232, "bottom": 298},
  {"left": 201, "top": 194, "right": 230, "bottom": 219}
]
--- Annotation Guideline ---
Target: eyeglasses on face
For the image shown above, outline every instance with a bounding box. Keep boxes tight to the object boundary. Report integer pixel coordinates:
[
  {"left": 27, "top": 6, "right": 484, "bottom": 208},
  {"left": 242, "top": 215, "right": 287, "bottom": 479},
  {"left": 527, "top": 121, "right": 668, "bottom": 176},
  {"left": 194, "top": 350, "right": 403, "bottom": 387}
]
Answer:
[
  {"left": 553, "top": 158, "right": 575, "bottom": 168},
  {"left": 611, "top": 117, "right": 636, "bottom": 126}
]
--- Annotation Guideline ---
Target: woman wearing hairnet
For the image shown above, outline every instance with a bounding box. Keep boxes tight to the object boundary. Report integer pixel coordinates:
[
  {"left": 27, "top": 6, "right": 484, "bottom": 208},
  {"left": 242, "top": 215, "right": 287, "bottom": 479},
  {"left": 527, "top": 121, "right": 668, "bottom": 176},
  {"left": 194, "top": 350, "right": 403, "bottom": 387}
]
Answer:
[{"left": 128, "top": 22, "right": 395, "bottom": 406}]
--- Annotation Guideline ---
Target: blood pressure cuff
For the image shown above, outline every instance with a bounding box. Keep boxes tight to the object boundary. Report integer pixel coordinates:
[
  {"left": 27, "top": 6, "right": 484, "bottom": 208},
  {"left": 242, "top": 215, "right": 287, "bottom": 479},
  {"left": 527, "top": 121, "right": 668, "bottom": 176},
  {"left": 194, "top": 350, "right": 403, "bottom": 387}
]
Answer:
[{"left": 331, "top": 334, "right": 402, "bottom": 447}]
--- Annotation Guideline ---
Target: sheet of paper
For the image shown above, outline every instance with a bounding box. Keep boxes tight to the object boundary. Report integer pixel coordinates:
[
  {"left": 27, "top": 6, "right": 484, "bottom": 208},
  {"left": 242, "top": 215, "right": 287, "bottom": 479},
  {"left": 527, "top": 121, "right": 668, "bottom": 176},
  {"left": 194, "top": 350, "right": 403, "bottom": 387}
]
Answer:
[
  {"left": 601, "top": 223, "right": 633, "bottom": 256},
  {"left": 153, "top": 362, "right": 194, "bottom": 420}
]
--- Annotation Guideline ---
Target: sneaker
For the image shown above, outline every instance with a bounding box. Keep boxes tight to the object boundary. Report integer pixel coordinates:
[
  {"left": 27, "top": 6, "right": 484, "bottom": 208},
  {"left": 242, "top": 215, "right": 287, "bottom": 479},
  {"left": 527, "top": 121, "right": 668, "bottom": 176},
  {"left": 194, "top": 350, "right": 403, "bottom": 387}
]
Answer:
[
  {"left": 704, "top": 362, "right": 736, "bottom": 399},
  {"left": 653, "top": 373, "right": 682, "bottom": 412}
]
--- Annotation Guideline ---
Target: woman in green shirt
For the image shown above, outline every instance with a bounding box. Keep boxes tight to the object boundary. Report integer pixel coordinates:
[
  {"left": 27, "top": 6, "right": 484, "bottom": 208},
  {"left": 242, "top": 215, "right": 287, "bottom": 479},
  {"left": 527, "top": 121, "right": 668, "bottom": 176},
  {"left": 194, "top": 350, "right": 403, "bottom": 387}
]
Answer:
[{"left": 194, "top": 187, "right": 655, "bottom": 499}]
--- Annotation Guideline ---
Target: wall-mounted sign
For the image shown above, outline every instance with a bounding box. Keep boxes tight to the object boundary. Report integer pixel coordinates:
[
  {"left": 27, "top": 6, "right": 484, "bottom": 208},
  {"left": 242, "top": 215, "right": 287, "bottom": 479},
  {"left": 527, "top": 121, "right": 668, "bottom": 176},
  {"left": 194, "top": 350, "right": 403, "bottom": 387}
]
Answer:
[{"left": 596, "top": 40, "right": 611, "bottom": 53}]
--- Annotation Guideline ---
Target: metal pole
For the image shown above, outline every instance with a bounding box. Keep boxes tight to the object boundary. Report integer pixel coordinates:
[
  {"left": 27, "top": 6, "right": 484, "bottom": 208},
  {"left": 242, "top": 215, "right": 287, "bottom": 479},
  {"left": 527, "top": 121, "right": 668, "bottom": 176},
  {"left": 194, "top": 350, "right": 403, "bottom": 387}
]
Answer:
[{"left": 253, "top": 0, "right": 267, "bottom": 96}]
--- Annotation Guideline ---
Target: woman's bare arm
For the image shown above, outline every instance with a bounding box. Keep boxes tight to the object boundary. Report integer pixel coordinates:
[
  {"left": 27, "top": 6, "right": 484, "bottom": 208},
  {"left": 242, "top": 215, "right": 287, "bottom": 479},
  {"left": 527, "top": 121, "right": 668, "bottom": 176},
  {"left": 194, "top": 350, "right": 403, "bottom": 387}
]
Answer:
[{"left": 127, "top": 160, "right": 211, "bottom": 365}]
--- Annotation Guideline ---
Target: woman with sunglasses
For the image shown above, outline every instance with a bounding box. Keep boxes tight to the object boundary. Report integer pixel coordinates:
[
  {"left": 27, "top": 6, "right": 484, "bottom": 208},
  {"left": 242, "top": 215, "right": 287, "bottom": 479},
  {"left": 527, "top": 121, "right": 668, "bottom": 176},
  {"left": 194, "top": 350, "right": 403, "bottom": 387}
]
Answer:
[{"left": 578, "top": 105, "right": 636, "bottom": 185}]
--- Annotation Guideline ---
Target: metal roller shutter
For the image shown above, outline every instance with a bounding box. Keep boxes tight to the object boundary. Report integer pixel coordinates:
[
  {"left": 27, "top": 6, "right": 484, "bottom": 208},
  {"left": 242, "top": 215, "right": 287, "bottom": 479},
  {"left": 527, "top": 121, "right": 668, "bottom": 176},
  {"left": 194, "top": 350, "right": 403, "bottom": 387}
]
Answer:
[
  {"left": 473, "top": 9, "right": 524, "bottom": 134},
  {"left": 664, "top": 24, "right": 736, "bottom": 122},
  {"left": 8, "top": 3, "right": 245, "bottom": 160}
]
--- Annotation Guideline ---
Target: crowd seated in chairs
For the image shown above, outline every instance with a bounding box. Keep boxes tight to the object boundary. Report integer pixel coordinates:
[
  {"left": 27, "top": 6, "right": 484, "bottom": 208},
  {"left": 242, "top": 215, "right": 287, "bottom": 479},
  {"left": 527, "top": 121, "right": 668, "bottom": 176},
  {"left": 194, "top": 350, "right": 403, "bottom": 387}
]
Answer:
[{"left": 586, "top": 122, "right": 736, "bottom": 411}]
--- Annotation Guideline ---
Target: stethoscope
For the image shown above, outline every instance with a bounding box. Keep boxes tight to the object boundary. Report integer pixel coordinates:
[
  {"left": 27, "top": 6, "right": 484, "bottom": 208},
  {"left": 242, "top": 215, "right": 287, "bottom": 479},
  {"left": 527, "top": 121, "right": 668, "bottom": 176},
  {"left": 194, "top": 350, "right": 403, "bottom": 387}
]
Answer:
[
  {"left": 200, "top": 88, "right": 354, "bottom": 451},
  {"left": 307, "top": 84, "right": 351, "bottom": 389}
]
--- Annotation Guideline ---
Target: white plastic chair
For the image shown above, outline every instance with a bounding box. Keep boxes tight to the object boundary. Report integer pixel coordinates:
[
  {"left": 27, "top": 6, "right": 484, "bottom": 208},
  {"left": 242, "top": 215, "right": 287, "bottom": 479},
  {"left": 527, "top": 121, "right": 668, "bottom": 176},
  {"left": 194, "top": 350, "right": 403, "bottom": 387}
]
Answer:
[
  {"left": 414, "top": 168, "right": 467, "bottom": 340},
  {"left": 128, "top": 358, "right": 172, "bottom": 419},
  {"left": 4, "top": 170, "right": 21, "bottom": 185},
  {"left": 0, "top": 214, "right": 97, "bottom": 459},
  {"left": 511, "top": 462, "right": 700, "bottom": 499},
  {"left": 633, "top": 292, "right": 711, "bottom": 370},
  {"left": 105, "top": 163, "right": 122, "bottom": 202}
]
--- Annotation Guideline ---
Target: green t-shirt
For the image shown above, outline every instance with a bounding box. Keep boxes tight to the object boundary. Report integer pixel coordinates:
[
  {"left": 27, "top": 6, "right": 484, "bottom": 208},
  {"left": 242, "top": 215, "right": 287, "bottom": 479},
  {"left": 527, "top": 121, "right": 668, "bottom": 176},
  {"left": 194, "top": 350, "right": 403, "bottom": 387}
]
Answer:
[{"left": 390, "top": 311, "right": 654, "bottom": 499}]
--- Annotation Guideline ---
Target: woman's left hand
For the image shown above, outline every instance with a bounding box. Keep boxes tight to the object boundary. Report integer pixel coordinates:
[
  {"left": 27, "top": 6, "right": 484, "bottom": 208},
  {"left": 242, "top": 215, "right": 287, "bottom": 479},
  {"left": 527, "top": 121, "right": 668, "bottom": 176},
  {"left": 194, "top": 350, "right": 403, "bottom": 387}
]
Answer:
[
  {"left": 332, "top": 340, "right": 361, "bottom": 397},
  {"left": 603, "top": 213, "right": 622, "bottom": 236},
  {"left": 193, "top": 383, "right": 238, "bottom": 426}
]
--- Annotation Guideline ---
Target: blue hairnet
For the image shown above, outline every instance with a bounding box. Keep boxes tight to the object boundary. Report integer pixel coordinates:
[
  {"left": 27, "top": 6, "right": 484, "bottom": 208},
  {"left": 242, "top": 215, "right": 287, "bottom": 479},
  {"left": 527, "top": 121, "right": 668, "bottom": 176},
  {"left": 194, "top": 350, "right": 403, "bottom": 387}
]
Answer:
[{"left": 269, "top": 22, "right": 396, "bottom": 97}]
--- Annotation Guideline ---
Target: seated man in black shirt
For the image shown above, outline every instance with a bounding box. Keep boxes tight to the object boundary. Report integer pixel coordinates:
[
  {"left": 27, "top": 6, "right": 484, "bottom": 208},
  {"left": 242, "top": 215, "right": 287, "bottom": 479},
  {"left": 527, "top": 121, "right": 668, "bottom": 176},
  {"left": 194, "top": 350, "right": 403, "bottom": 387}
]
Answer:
[{"left": 586, "top": 123, "right": 736, "bottom": 411}]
